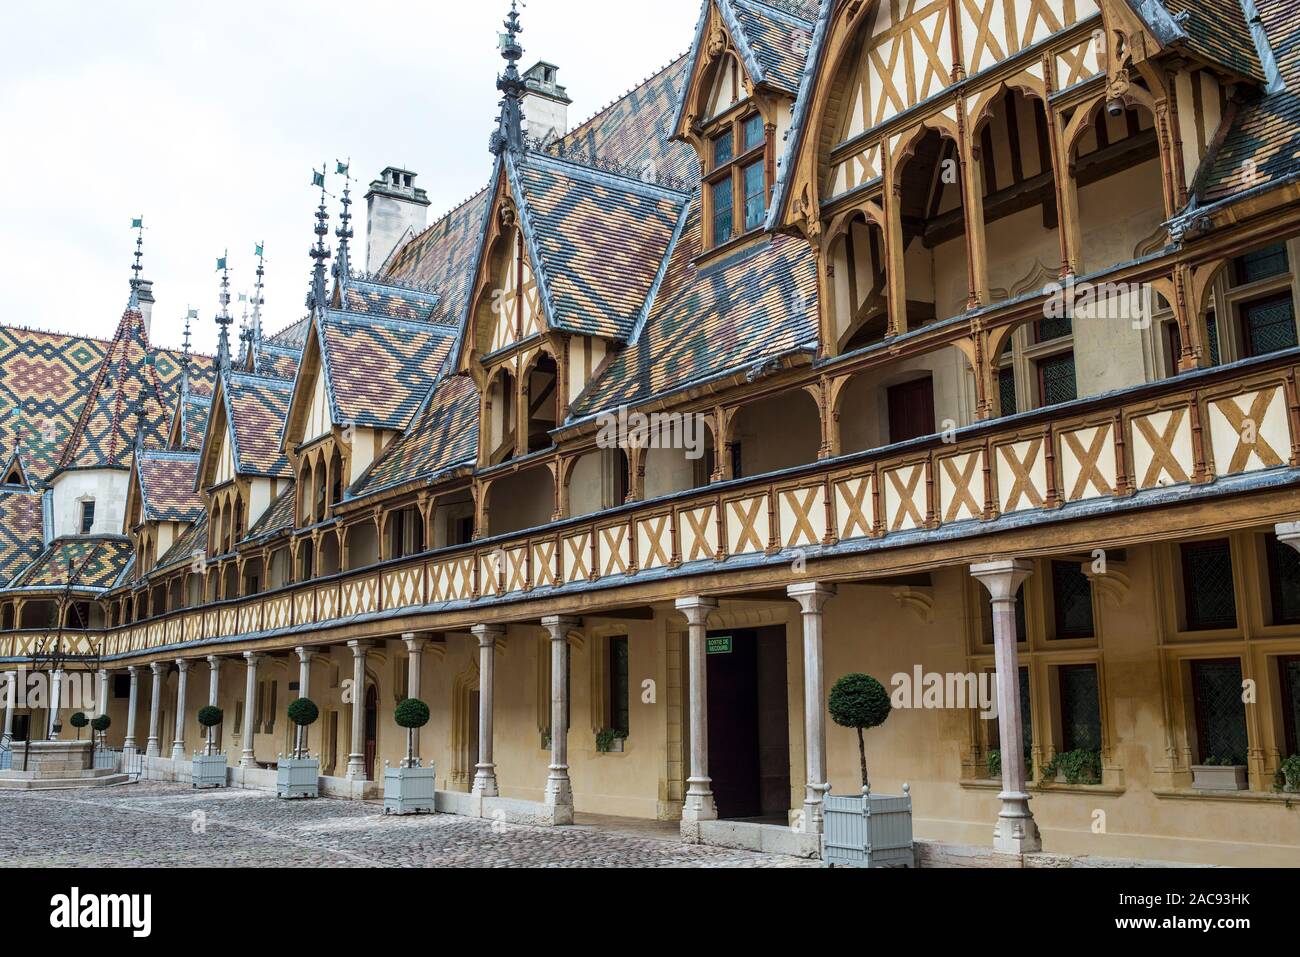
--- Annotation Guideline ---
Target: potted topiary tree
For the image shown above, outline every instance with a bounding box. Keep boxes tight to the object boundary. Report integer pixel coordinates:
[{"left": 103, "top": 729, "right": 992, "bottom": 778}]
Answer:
[
  {"left": 90, "top": 714, "right": 111, "bottom": 764},
  {"left": 384, "top": 698, "right": 435, "bottom": 815},
  {"left": 69, "top": 712, "right": 88, "bottom": 740},
  {"left": 821, "top": 673, "right": 913, "bottom": 868},
  {"left": 277, "top": 697, "right": 320, "bottom": 799},
  {"left": 192, "top": 705, "right": 227, "bottom": 789}
]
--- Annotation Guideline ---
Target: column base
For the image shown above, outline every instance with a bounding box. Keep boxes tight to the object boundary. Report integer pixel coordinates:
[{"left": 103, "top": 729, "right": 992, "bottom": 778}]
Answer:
[
  {"left": 345, "top": 755, "right": 367, "bottom": 781},
  {"left": 800, "top": 797, "right": 825, "bottom": 835},
  {"left": 171, "top": 744, "right": 186, "bottom": 761},
  {"left": 993, "top": 791, "right": 1042, "bottom": 854},
  {"left": 145, "top": 740, "right": 161, "bottom": 758},
  {"left": 239, "top": 751, "right": 257, "bottom": 770},
  {"left": 681, "top": 778, "right": 717, "bottom": 823},
  {"left": 543, "top": 766, "right": 572, "bottom": 808},
  {"left": 471, "top": 764, "right": 498, "bottom": 797}
]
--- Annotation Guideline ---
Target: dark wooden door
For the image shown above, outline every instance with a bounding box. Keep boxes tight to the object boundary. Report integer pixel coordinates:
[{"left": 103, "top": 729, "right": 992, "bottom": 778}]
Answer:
[
  {"left": 364, "top": 685, "right": 378, "bottom": 779},
  {"left": 706, "top": 629, "right": 761, "bottom": 819},
  {"left": 887, "top": 376, "right": 935, "bottom": 444}
]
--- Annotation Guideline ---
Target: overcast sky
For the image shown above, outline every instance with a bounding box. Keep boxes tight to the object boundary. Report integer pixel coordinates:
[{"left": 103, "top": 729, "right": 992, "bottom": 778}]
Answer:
[{"left": 0, "top": 0, "right": 703, "bottom": 355}]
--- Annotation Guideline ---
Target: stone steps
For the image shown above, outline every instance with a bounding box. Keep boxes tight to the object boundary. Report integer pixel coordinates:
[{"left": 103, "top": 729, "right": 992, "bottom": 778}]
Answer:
[{"left": 0, "top": 770, "right": 130, "bottom": 790}]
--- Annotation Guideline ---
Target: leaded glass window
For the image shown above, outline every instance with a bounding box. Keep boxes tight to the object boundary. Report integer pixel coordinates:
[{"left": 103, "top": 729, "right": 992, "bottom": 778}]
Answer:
[
  {"left": 1280, "top": 657, "right": 1300, "bottom": 757},
  {"left": 1181, "top": 540, "right": 1238, "bottom": 631},
  {"left": 609, "top": 636, "right": 629, "bottom": 735},
  {"left": 743, "top": 160, "right": 766, "bottom": 231},
  {"left": 1058, "top": 664, "right": 1102, "bottom": 753},
  {"left": 1235, "top": 242, "right": 1289, "bottom": 285},
  {"left": 1267, "top": 533, "right": 1300, "bottom": 626},
  {"left": 1051, "top": 560, "right": 1094, "bottom": 639},
  {"left": 998, "top": 365, "right": 1017, "bottom": 416},
  {"left": 711, "top": 178, "right": 734, "bottom": 246},
  {"left": 1037, "top": 351, "right": 1077, "bottom": 406},
  {"left": 1241, "top": 294, "right": 1298, "bottom": 357},
  {"left": 1190, "top": 659, "right": 1248, "bottom": 765}
]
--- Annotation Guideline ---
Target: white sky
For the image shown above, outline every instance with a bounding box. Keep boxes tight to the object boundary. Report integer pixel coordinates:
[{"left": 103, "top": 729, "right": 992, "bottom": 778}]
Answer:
[{"left": 0, "top": 0, "right": 704, "bottom": 356}]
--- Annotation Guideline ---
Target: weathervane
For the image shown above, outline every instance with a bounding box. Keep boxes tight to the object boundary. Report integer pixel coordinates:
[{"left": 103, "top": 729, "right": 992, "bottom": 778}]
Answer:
[
  {"left": 215, "top": 252, "right": 233, "bottom": 368},
  {"left": 334, "top": 160, "right": 354, "bottom": 286},
  {"left": 307, "top": 165, "right": 332, "bottom": 312}
]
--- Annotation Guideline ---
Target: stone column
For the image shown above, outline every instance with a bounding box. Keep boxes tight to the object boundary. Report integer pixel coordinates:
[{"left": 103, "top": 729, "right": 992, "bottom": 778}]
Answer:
[
  {"left": 206, "top": 656, "right": 222, "bottom": 753},
  {"left": 123, "top": 665, "right": 141, "bottom": 752},
  {"left": 145, "top": 662, "right": 164, "bottom": 757},
  {"left": 541, "top": 617, "right": 578, "bottom": 817},
  {"left": 402, "top": 633, "right": 426, "bottom": 766},
  {"left": 171, "top": 660, "right": 190, "bottom": 760},
  {"left": 47, "top": 668, "right": 64, "bottom": 739},
  {"left": 95, "top": 669, "right": 109, "bottom": 719},
  {"left": 295, "top": 646, "right": 316, "bottom": 700},
  {"left": 2, "top": 671, "right": 15, "bottom": 746},
  {"left": 675, "top": 596, "right": 718, "bottom": 824},
  {"left": 972, "top": 559, "right": 1041, "bottom": 854},
  {"left": 346, "top": 641, "right": 372, "bottom": 780},
  {"left": 470, "top": 625, "right": 505, "bottom": 796},
  {"left": 788, "top": 582, "right": 836, "bottom": 834},
  {"left": 240, "top": 653, "right": 261, "bottom": 769}
]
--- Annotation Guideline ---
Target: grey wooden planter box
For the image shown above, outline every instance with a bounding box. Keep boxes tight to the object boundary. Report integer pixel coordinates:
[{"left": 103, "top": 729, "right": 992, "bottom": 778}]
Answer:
[
  {"left": 192, "top": 753, "right": 227, "bottom": 789},
  {"left": 276, "top": 757, "right": 320, "bottom": 799},
  {"left": 822, "top": 785, "right": 914, "bottom": 868},
  {"left": 383, "top": 763, "right": 436, "bottom": 815},
  {"left": 1191, "top": 765, "right": 1248, "bottom": 791}
]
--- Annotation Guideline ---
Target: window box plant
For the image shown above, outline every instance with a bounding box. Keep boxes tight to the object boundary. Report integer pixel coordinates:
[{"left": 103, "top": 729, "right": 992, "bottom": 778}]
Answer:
[
  {"left": 1190, "top": 756, "right": 1248, "bottom": 791},
  {"left": 384, "top": 698, "right": 434, "bottom": 815},
  {"left": 1040, "top": 749, "right": 1102, "bottom": 786},
  {"left": 822, "top": 674, "right": 913, "bottom": 868},
  {"left": 192, "top": 705, "right": 227, "bottom": 789},
  {"left": 1279, "top": 755, "right": 1300, "bottom": 793},
  {"left": 595, "top": 728, "right": 628, "bottom": 753},
  {"left": 276, "top": 697, "right": 320, "bottom": 799}
]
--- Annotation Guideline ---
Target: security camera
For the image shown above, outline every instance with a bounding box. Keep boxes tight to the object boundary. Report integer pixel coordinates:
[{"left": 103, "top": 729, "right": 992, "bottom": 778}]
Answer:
[{"left": 1106, "top": 98, "right": 1125, "bottom": 118}]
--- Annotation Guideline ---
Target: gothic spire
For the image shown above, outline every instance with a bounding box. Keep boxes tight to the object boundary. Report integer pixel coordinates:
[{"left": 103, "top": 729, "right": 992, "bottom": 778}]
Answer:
[
  {"left": 215, "top": 252, "right": 233, "bottom": 370},
  {"left": 307, "top": 165, "right": 332, "bottom": 313},
  {"left": 251, "top": 242, "right": 266, "bottom": 355},
  {"left": 180, "top": 308, "right": 194, "bottom": 394},
  {"left": 128, "top": 216, "right": 145, "bottom": 308},
  {"left": 490, "top": 1, "right": 526, "bottom": 156},
  {"left": 334, "top": 161, "right": 354, "bottom": 288}
]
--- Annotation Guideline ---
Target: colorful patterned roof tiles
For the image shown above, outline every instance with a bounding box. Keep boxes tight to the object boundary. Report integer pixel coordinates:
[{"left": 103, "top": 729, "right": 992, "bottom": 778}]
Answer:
[
  {"left": 0, "top": 489, "right": 44, "bottom": 587},
  {"left": 572, "top": 198, "right": 819, "bottom": 417},
  {"left": 383, "top": 190, "right": 494, "bottom": 328},
  {"left": 224, "top": 372, "right": 294, "bottom": 478},
  {"left": 511, "top": 152, "right": 690, "bottom": 341},
  {"left": 153, "top": 513, "right": 207, "bottom": 574},
  {"left": 136, "top": 449, "right": 204, "bottom": 523},
  {"left": 353, "top": 374, "right": 479, "bottom": 497},
  {"left": 319, "top": 311, "right": 457, "bottom": 432},
  {"left": 730, "top": 0, "right": 817, "bottom": 95},
  {"left": 8, "top": 537, "right": 134, "bottom": 593},
  {"left": 245, "top": 481, "right": 296, "bottom": 542},
  {"left": 1161, "top": 0, "right": 1265, "bottom": 82},
  {"left": 342, "top": 278, "right": 443, "bottom": 323}
]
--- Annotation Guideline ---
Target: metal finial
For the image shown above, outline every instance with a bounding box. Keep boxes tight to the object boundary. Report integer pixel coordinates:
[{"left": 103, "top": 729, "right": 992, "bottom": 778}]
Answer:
[
  {"left": 130, "top": 216, "right": 145, "bottom": 292},
  {"left": 215, "top": 252, "right": 233, "bottom": 368},
  {"left": 251, "top": 242, "right": 266, "bottom": 358},
  {"left": 334, "top": 160, "right": 354, "bottom": 286},
  {"left": 307, "top": 165, "right": 331, "bottom": 312},
  {"left": 490, "top": 1, "right": 527, "bottom": 156}
]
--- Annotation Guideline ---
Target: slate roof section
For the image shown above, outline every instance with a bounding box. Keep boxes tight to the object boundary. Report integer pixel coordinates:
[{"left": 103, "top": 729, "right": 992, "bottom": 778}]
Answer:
[
  {"left": 572, "top": 199, "right": 819, "bottom": 417},
  {"left": 266, "top": 317, "right": 311, "bottom": 349},
  {"left": 353, "top": 374, "right": 479, "bottom": 497},
  {"left": 172, "top": 393, "right": 212, "bottom": 452},
  {"left": 510, "top": 152, "right": 691, "bottom": 341},
  {"left": 318, "top": 311, "right": 458, "bottom": 432},
  {"left": 1193, "top": 0, "right": 1300, "bottom": 204},
  {"left": 224, "top": 372, "right": 294, "bottom": 478},
  {"left": 730, "top": 0, "right": 817, "bottom": 94},
  {"left": 383, "top": 190, "right": 494, "bottom": 328},
  {"left": 136, "top": 449, "right": 204, "bottom": 523},
  {"left": 342, "top": 278, "right": 443, "bottom": 323},
  {"left": 255, "top": 343, "right": 302, "bottom": 381},
  {"left": 1161, "top": 0, "right": 1265, "bottom": 82},
  {"left": 0, "top": 489, "right": 44, "bottom": 587},
  {"left": 7, "top": 537, "right": 134, "bottom": 593}
]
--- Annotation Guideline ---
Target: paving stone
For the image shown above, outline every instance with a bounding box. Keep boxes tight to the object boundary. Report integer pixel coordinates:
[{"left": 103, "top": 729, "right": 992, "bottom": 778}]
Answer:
[{"left": 0, "top": 781, "right": 818, "bottom": 868}]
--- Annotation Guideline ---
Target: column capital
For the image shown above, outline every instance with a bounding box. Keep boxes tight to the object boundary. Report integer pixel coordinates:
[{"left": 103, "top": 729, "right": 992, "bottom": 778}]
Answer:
[
  {"left": 205, "top": 654, "right": 224, "bottom": 666},
  {"left": 242, "top": 651, "right": 264, "bottom": 665},
  {"left": 787, "top": 581, "right": 837, "bottom": 614},
  {"left": 347, "top": 639, "right": 374, "bottom": 657},
  {"left": 127, "top": 664, "right": 141, "bottom": 677},
  {"left": 295, "top": 645, "right": 320, "bottom": 663},
  {"left": 149, "top": 661, "right": 165, "bottom": 676},
  {"left": 970, "top": 558, "right": 1034, "bottom": 601},
  {"left": 175, "top": 659, "right": 192, "bottom": 673},
  {"left": 402, "top": 634, "right": 428, "bottom": 653},
  {"left": 1276, "top": 522, "right": 1300, "bottom": 555},
  {"left": 540, "top": 615, "right": 580, "bottom": 637},
  {"left": 674, "top": 596, "right": 718, "bottom": 627},
  {"left": 470, "top": 624, "right": 507, "bottom": 646}
]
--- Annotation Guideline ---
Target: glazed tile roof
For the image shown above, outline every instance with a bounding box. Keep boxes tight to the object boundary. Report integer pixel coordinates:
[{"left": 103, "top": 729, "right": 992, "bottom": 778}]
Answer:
[
  {"left": 224, "top": 372, "right": 294, "bottom": 477},
  {"left": 1193, "top": 0, "right": 1298, "bottom": 204},
  {"left": 255, "top": 343, "right": 302, "bottom": 381},
  {"left": 267, "top": 317, "right": 311, "bottom": 349},
  {"left": 551, "top": 55, "right": 700, "bottom": 186},
  {"left": 1160, "top": 0, "right": 1264, "bottom": 82},
  {"left": 154, "top": 513, "right": 207, "bottom": 574},
  {"left": 7, "top": 537, "right": 133, "bottom": 593},
  {"left": 353, "top": 374, "right": 478, "bottom": 496},
  {"left": 0, "top": 489, "right": 44, "bottom": 587},
  {"left": 511, "top": 152, "right": 690, "bottom": 340},
  {"left": 730, "top": 0, "right": 817, "bottom": 94},
  {"left": 572, "top": 199, "right": 819, "bottom": 416},
  {"left": 171, "top": 393, "right": 211, "bottom": 452},
  {"left": 342, "top": 278, "right": 443, "bottom": 323},
  {"left": 245, "top": 481, "right": 295, "bottom": 542},
  {"left": 383, "top": 190, "right": 493, "bottom": 327},
  {"left": 319, "top": 311, "right": 458, "bottom": 431},
  {"left": 136, "top": 449, "right": 204, "bottom": 523}
]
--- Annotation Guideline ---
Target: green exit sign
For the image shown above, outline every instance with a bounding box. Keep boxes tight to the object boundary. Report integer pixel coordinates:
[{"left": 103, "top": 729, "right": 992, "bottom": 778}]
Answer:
[{"left": 707, "top": 636, "right": 733, "bottom": 655}]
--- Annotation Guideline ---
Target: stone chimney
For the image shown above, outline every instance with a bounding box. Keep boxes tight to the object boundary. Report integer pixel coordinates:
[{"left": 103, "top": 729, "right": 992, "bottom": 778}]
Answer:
[
  {"left": 364, "top": 168, "right": 432, "bottom": 275},
  {"left": 135, "top": 279, "right": 155, "bottom": 337},
  {"left": 521, "top": 62, "right": 572, "bottom": 145}
]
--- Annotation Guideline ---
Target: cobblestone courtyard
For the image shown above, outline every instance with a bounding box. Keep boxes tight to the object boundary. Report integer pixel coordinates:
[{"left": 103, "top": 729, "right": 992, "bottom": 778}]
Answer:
[{"left": 0, "top": 782, "right": 817, "bottom": 868}]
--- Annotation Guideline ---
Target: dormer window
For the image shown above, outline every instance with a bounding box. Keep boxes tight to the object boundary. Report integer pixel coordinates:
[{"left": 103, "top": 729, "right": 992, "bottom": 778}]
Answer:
[
  {"left": 79, "top": 501, "right": 95, "bottom": 535},
  {"left": 705, "top": 111, "right": 769, "bottom": 249}
]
